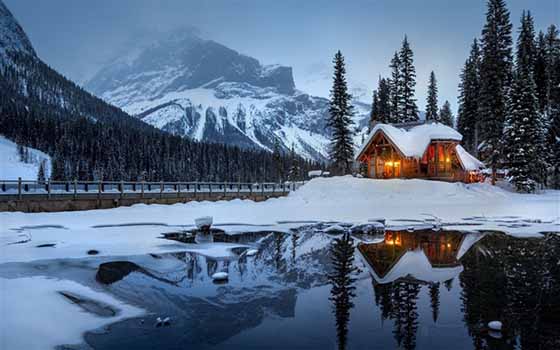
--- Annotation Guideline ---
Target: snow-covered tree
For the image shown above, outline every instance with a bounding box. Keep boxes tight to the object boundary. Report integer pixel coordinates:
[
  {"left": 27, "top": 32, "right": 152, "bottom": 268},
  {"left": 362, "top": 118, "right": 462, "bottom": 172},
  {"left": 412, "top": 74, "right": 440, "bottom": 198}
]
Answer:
[
  {"left": 369, "top": 90, "right": 380, "bottom": 131},
  {"left": 478, "top": 0, "right": 513, "bottom": 184},
  {"left": 425, "top": 71, "right": 439, "bottom": 122},
  {"left": 328, "top": 50, "right": 355, "bottom": 175},
  {"left": 398, "top": 36, "right": 419, "bottom": 122},
  {"left": 457, "top": 39, "right": 482, "bottom": 155},
  {"left": 544, "top": 25, "right": 560, "bottom": 187},
  {"left": 439, "top": 101, "right": 454, "bottom": 127},
  {"left": 503, "top": 12, "right": 546, "bottom": 192}
]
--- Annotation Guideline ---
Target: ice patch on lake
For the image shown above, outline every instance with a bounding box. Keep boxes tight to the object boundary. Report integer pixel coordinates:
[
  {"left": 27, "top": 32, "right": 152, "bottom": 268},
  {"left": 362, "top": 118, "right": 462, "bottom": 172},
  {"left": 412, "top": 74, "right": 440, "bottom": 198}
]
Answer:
[{"left": 0, "top": 276, "right": 143, "bottom": 350}]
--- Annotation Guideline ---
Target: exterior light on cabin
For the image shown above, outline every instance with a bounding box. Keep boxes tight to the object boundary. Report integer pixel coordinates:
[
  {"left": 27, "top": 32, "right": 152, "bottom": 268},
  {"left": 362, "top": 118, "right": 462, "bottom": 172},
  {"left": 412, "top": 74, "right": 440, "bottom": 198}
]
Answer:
[{"left": 446, "top": 157, "right": 451, "bottom": 163}]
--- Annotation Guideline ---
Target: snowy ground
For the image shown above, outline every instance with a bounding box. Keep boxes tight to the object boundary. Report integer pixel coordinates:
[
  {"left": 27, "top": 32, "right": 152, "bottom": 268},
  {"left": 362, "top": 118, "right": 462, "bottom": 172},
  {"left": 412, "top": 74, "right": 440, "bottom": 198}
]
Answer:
[
  {"left": 0, "top": 176, "right": 558, "bottom": 349},
  {"left": 0, "top": 135, "right": 51, "bottom": 180}
]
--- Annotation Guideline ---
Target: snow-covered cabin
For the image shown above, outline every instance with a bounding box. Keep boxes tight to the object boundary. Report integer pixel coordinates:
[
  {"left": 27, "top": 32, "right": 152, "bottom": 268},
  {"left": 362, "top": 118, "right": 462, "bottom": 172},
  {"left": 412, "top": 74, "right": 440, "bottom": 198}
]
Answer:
[{"left": 355, "top": 122, "right": 484, "bottom": 183}]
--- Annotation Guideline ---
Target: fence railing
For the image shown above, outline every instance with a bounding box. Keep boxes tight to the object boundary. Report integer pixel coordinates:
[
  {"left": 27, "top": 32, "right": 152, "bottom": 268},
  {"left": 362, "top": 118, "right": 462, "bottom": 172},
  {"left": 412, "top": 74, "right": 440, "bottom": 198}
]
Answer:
[{"left": 0, "top": 178, "right": 305, "bottom": 200}]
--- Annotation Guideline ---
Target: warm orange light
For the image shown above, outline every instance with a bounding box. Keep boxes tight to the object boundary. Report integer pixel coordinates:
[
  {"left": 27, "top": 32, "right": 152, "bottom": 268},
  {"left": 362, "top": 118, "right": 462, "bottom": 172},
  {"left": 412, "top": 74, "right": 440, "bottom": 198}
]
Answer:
[
  {"left": 447, "top": 243, "right": 451, "bottom": 248},
  {"left": 446, "top": 157, "right": 451, "bottom": 163},
  {"left": 386, "top": 240, "right": 394, "bottom": 245},
  {"left": 385, "top": 161, "right": 394, "bottom": 167}
]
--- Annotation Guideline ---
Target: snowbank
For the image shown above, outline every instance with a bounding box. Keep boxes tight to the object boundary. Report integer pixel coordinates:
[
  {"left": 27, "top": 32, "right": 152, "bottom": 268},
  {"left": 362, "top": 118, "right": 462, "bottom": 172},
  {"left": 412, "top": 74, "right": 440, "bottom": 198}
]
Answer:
[
  {"left": 1, "top": 276, "right": 143, "bottom": 350},
  {"left": 0, "top": 135, "right": 51, "bottom": 179},
  {"left": 0, "top": 177, "right": 558, "bottom": 265}
]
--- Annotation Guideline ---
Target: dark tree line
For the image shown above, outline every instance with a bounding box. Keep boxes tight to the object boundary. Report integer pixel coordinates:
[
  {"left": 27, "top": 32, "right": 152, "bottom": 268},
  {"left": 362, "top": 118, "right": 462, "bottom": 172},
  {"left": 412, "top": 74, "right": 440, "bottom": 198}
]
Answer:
[
  {"left": 0, "top": 52, "right": 319, "bottom": 182},
  {"left": 457, "top": 0, "right": 560, "bottom": 190}
]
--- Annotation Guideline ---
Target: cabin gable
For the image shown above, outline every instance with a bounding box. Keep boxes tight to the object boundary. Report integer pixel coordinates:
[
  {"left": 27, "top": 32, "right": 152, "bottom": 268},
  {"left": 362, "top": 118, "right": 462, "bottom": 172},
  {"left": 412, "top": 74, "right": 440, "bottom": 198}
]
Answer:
[{"left": 356, "top": 122, "right": 483, "bottom": 183}]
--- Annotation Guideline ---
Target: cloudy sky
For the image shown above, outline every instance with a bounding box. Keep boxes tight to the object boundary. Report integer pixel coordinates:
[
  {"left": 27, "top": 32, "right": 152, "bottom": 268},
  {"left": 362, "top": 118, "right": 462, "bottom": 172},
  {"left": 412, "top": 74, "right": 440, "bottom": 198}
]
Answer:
[{"left": 5, "top": 0, "right": 559, "bottom": 111}]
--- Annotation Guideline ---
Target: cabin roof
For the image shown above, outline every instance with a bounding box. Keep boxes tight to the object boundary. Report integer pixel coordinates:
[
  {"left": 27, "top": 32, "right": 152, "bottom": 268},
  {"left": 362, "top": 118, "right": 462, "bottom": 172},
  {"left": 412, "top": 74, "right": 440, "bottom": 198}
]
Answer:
[
  {"left": 455, "top": 145, "right": 485, "bottom": 171},
  {"left": 356, "top": 122, "right": 463, "bottom": 160}
]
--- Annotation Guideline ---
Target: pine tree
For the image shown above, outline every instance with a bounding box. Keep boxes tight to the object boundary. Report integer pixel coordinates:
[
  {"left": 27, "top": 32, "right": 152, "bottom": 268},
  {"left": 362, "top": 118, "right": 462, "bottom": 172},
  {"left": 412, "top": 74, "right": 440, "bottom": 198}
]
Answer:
[
  {"left": 544, "top": 25, "right": 560, "bottom": 187},
  {"left": 439, "top": 101, "right": 454, "bottom": 127},
  {"left": 388, "top": 52, "right": 401, "bottom": 122},
  {"left": 328, "top": 51, "right": 355, "bottom": 175},
  {"left": 425, "top": 71, "right": 439, "bottom": 121},
  {"left": 377, "top": 77, "right": 391, "bottom": 123},
  {"left": 534, "top": 31, "right": 548, "bottom": 114},
  {"left": 369, "top": 77, "right": 391, "bottom": 127},
  {"left": 398, "top": 36, "right": 419, "bottom": 122},
  {"left": 457, "top": 39, "right": 482, "bottom": 154},
  {"left": 37, "top": 160, "right": 46, "bottom": 183},
  {"left": 503, "top": 12, "right": 546, "bottom": 192},
  {"left": 369, "top": 90, "right": 380, "bottom": 131},
  {"left": 478, "top": 0, "right": 513, "bottom": 184}
]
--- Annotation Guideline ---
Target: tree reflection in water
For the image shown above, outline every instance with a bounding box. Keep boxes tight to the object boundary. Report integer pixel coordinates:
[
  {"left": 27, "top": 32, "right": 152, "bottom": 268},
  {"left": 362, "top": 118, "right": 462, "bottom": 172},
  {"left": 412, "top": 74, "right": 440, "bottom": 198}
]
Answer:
[
  {"left": 328, "top": 232, "right": 357, "bottom": 350},
  {"left": 361, "top": 230, "right": 560, "bottom": 350}
]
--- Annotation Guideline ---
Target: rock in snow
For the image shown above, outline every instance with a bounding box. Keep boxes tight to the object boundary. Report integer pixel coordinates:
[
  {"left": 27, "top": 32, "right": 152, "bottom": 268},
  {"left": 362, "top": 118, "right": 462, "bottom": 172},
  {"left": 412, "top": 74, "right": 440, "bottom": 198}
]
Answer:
[
  {"left": 488, "top": 321, "right": 502, "bottom": 331},
  {"left": 195, "top": 216, "right": 213, "bottom": 230},
  {"left": 211, "top": 272, "right": 229, "bottom": 281},
  {"left": 245, "top": 249, "right": 258, "bottom": 256}
]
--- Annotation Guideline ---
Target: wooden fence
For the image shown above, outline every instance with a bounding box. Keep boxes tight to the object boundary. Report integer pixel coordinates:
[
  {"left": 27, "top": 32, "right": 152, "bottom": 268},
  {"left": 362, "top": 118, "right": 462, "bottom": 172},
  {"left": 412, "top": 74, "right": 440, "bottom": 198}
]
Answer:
[{"left": 0, "top": 178, "right": 305, "bottom": 212}]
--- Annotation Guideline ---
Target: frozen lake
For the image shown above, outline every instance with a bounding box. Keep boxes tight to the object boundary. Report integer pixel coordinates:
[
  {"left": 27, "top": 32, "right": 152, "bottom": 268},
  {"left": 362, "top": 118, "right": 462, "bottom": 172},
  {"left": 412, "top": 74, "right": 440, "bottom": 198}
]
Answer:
[{"left": 2, "top": 226, "right": 558, "bottom": 350}]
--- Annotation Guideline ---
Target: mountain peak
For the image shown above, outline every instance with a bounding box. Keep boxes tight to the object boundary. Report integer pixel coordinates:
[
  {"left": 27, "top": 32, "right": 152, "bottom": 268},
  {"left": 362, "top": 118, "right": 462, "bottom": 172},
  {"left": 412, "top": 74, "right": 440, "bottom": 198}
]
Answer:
[
  {"left": 0, "top": 0, "right": 36, "bottom": 63},
  {"left": 86, "top": 30, "right": 295, "bottom": 98}
]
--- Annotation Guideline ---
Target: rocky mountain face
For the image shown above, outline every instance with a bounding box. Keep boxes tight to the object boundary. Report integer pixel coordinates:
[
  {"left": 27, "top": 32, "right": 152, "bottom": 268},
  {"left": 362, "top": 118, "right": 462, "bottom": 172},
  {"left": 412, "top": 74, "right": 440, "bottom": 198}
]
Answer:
[
  {"left": 0, "top": 1, "right": 36, "bottom": 65},
  {"left": 86, "top": 32, "right": 369, "bottom": 162}
]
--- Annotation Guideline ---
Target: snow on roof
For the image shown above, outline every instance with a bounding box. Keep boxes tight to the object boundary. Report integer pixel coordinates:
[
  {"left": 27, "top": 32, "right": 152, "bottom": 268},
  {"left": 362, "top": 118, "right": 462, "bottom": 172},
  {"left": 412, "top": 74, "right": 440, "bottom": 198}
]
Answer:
[
  {"left": 359, "top": 231, "right": 484, "bottom": 284},
  {"left": 360, "top": 248, "right": 464, "bottom": 284},
  {"left": 356, "top": 122, "right": 463, "bottom": 160},
  {"left": 455, "top": 145, "right": 485, "bottom": 171}
]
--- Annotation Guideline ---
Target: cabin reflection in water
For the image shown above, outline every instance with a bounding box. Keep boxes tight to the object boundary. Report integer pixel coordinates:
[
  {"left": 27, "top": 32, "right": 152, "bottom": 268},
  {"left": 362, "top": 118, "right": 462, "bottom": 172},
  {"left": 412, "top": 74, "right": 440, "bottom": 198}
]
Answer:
[{"left": 358, "top": 229, "right": 484, "bottom": 284}]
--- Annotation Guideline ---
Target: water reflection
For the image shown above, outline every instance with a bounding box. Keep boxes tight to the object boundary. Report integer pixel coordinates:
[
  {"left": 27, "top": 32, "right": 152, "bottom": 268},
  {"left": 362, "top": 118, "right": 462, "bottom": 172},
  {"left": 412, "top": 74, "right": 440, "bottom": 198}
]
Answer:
[
  {"left": 328, "top": 233, "right": 357, "bottom": 350},
  {"left": 359, "top": 230, "right": 560, "bottom": 350},
  {"left": 83, "top": 227, "right": 559, "bottom": 350}
]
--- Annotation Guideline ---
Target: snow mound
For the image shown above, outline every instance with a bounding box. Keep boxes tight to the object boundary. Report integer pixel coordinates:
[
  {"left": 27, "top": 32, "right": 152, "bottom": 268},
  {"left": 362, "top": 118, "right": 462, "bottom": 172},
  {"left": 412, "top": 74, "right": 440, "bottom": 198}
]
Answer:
[{"left": 0, "top": 135, "right": 51, "bottom": 179}]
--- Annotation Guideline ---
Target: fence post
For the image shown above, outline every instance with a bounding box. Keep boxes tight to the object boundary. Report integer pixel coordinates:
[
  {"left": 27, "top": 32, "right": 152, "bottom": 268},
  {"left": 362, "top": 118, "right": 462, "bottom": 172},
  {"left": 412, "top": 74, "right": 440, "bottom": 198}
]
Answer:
[
  {"left": 47, "top": 179, "right": 51, "bottom": 200},
  {"left": 262, "top": 183, "right": 264, "bottom": 197},
  {"left": 224, "top": 182, "right": 227, "bottom": 197},
  {"left": 194, "top": 182, "right": 198, "bottom": 199},
  {"left": 98, "top": 180, "right": 102, "bottom": 201},
  {"left": 141, "top": 181, "right": 145, "bottom": 199},
  {"left": 120, "top": 180, "right": 124, "bottom": 199},
  {"left": 209, "top": 183, "right": 212, "bottom": 198},
  {"left": 177, "top": 182, "right": 181, "bottom": 198},
  {"left": 160, "top": 181, "right": 163, "bottom": 199},
  {"left": 17, "top": 177, "right": 22, "bottom": 200},
  {"left": 73, "top": 179, "right": 77, "bottom": 200}
]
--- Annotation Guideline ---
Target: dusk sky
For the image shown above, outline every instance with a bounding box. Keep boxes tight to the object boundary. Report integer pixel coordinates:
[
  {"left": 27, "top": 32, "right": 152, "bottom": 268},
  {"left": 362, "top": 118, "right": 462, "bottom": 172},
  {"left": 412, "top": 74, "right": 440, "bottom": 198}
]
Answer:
[{"left": 5, "top": 0, "right": 558, "bottom": 111}]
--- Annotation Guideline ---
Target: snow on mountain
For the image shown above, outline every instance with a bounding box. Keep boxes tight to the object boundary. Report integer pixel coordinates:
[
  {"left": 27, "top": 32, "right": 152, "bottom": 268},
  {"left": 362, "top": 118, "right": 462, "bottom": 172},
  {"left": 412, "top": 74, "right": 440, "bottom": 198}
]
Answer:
[
  {"left": 0, "top": 0, "right": 36, "bottom": 66},
  {"left": 86, "top": 32, "right": 370, "bottom": 161},
  {"left": 0, "top": 136, "right": 51, "bottom": 179}
]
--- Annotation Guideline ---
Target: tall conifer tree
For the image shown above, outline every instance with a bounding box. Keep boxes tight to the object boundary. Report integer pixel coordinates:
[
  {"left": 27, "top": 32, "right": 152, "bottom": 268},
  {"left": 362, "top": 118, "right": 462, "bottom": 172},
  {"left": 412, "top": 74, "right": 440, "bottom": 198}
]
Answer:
[
  {"left": 457, "top": 39, "right": 482, "bottom": 154},
  {"left": 503, "top": 11, "right": 545, "bottom": 192},
  {"left": 425, "top": 71, "right": 439, "bottom": 122},
  {"left": 398, "top": 36, "right": 419, "bottom": 122},
  {"left": 439, "top": 101, "right": 454, "bottom": 127},
  {"left": 328, "top": 51, "right": 354, "bottom": 175},
  {"left": 478, "top": 0, "right": 513, "bottom": 184}
]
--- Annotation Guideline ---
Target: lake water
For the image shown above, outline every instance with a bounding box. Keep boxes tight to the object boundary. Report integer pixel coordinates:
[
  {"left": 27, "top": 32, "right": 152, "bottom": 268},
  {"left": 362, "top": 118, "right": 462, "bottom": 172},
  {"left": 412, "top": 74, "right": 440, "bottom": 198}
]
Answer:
[{"left": 79, "top": 227, "right": 560, "bottom": 349}]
